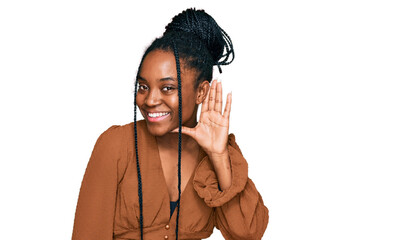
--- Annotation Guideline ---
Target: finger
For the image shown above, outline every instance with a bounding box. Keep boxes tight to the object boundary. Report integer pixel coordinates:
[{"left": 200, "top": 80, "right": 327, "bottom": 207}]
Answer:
[
  {"left": 223, "top": 92, "right": 232, "bottom": 120},
  {"left": 214, "top": 81, "right": 223, "bottom": 113},
  {"left": 171, "top": 126, "right": 197, "bottom": 139},
  {"left": 208, "top": 80, "right": 217, "bottom": 111}
]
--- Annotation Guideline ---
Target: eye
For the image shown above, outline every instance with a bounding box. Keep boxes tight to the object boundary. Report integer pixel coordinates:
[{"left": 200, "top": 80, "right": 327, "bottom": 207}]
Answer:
[
  {"left": 162, "top": 86, "right": 176, "bottom": 92},
  {"left": 138, "top": 84, "right": 148, "bottom": 91}
]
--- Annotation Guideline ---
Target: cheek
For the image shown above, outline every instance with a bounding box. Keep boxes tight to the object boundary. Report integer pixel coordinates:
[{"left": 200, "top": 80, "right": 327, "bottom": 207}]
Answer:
[
  {"left": 164, "top": 94, "right": 177, "bottom": 107},
  {"left": 135, "top": 95, "right": 144, "bottom": 106},
  {"left": 182, "top": 94, "right": 197, "bottom": 115},
  {"left": 168, "top": 96, "right": 179, "bottom": 108},
  {"left": 170, "top": 95, "right": 194, "bottom": 118}
]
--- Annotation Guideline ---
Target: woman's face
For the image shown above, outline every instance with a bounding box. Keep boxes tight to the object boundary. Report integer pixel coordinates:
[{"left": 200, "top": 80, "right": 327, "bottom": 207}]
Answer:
[{"left": 136, "top": 49, "right": 208, "bottom": 137}]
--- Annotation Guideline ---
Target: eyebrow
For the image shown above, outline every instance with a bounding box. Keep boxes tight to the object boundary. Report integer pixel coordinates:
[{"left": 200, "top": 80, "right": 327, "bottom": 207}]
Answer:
[{"left": 137, "top": 75, "right": 177, "bottom": 82}]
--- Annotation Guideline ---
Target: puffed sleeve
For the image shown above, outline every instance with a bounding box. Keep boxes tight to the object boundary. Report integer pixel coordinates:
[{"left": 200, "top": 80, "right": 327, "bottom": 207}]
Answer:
[
  {"left": 72, "top": 125, "right": 122, "bottom": 240},
  {"left": 193, "top": 133, "right": 269, "bottom": 240}
]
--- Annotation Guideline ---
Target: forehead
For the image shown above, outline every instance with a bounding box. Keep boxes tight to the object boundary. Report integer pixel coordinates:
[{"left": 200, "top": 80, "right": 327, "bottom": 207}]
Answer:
[{"left": 139, "top": 50, "right": 198, "bottom": 84}]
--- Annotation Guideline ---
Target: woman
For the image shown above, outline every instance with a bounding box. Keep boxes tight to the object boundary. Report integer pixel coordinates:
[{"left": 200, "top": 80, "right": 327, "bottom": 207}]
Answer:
[{"left": 72, "top": 8, "right": 269, "bottom": 240}]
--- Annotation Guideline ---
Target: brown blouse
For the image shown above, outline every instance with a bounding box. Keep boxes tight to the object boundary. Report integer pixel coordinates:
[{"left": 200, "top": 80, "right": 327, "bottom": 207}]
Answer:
[{"left": 72, "top": 120, "right": 269, "bottom": 240}]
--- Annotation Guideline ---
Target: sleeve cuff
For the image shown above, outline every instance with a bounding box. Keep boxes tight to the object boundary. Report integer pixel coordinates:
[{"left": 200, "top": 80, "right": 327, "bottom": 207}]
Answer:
[{"left": 193, "top": 134, "right": 248, "bottom": 207}]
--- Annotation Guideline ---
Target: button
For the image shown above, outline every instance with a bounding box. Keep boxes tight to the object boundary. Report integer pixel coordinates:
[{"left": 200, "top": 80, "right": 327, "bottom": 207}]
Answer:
[
  {"left": 165, "top": 224, "right": 170, "bottom": 230},
  {"left": 164, "top": 235, "right": 169, "bottom": 239}
]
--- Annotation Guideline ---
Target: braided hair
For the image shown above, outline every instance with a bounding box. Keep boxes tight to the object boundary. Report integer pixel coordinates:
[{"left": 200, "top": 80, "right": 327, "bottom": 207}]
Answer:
[{"left": 133, "top": 8, "right": 234, "bottom": 240}]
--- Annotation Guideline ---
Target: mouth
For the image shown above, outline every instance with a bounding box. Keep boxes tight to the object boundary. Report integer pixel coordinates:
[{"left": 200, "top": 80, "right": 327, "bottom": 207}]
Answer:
[{"left": 146, "top": 111, "right": 170, "bottom": 122}]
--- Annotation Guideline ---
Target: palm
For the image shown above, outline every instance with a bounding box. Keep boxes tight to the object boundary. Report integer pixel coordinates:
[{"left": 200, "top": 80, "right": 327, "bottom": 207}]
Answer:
[
  {"left": 193, "top": 105, "right": 229, "bottom": 154},
  {"left": 173, "top": 80, "right": 232, "bottom": 155}
]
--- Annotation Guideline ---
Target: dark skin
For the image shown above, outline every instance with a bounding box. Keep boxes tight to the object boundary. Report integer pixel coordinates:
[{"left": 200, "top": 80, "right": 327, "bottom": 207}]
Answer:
[{"left": 136, "top": 50, "right": 232, "bottom": 201}]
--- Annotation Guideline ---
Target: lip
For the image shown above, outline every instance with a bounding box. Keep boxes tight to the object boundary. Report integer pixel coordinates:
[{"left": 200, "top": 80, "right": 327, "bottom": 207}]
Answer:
[{"left": 146, "top": 111, "right": 171, "bottom": 122}]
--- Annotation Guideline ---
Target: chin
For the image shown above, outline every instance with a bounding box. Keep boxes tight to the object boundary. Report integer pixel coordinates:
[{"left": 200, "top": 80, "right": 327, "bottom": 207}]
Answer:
[{"left": 146, "top": 123, "right": 172, "bottom": 137}]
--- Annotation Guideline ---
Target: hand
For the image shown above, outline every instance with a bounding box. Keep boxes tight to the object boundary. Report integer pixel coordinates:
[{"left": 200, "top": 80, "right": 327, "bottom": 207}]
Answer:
[{"left": 171, "top": 79, "right": 232, "bottom": 158}]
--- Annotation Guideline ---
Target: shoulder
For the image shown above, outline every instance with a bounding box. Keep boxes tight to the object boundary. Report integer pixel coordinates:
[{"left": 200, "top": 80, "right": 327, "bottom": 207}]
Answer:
[
  {"left": 89, "top": 122, "right": 138, "bottom": 168},
  {"left": 101, "top": 120, "right": 149, "bottom": 155},
  {"left": 97, "top": 124, "right": 123, "bottom": 143},
  {"left": 99, "top": 120, "right": 146, "bottom": 139},
  {"left": 91, "top": 124, "right": 126, "bottom": 158},
  {"left": 117, "top": 120, "right": 147, "bottom": 142}
]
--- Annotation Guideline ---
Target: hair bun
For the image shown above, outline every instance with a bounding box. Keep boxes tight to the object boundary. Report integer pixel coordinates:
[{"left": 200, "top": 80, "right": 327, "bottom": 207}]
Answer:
[{"left": 164, "top": 8, "right": 234, "bottom": 72}]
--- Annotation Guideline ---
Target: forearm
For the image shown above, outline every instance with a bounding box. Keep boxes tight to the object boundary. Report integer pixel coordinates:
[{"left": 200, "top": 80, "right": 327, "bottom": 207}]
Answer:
[{"left": 208, "top": 150, "right": 232, "bottom": 190}]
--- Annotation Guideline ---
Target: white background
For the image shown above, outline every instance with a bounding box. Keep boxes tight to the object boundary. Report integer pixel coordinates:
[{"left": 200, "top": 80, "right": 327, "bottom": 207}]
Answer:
[{"left": 1, "top": 0, "right": 414, "bottom": 239}]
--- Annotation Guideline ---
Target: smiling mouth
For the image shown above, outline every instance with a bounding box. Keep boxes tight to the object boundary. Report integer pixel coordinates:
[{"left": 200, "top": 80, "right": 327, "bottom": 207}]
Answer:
[{"left": 146, "top": 112, "right": 170, "bottom": 122}]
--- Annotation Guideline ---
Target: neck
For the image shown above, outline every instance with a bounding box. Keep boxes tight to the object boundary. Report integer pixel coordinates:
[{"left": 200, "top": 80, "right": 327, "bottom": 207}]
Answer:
[{"left": 156, "top": 131, "right": 198, "bottom": 152}]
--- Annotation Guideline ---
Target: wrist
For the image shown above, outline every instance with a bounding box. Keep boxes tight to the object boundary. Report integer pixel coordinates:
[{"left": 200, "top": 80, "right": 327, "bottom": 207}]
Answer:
[{"left": 208, "top": 149, "right": 229, "bottom": 162}]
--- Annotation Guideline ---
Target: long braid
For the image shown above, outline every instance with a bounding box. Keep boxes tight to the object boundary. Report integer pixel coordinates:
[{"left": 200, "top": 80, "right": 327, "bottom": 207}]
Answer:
[
  {"left": 133, "top": 8, "right": 235, "bottom": 240},
  {"left": 134, "top": 78, "right": 144, "bottom": 240},
  {"left": 172, "top": 40, "right": 182, "bottom": 240}
]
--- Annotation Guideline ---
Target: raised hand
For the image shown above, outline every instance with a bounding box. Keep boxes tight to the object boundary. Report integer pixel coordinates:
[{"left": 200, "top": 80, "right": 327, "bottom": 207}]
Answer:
[{"left": 171, "top": 79, "right": 232, "bottom": 157}]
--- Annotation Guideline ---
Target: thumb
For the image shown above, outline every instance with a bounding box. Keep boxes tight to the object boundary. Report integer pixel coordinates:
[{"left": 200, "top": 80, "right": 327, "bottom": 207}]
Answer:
[{"left": 171, "top": 126, "right": 196, "bottom": 138}]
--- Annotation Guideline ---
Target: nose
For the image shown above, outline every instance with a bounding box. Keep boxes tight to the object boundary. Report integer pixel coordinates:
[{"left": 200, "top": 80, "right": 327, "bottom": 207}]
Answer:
[{"left": 144, "top": 88, "right": 161, "bottom": 106}]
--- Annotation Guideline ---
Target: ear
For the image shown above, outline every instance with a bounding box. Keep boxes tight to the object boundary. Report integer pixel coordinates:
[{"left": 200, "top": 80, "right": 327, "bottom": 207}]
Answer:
[{"left": 196, "top": 80, "right": 210, "bottom": 105}]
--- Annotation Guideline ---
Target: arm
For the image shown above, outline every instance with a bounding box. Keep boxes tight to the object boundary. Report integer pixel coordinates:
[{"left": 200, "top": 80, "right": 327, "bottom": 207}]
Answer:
[
  {"left": 72, "top": 125, "right": 122, "bottom": 240},
  {"left": 175, "top": 80, "right": 268, "bottom": 239},
  {"left": 193, "top": 134, "right": 269, "bottom": 240}
]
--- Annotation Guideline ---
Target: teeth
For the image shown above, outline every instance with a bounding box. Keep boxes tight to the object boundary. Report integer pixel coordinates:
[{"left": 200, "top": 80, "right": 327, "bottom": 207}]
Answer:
[{"left": 148, "top": 112, "right": 169, "bottom": 118}]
